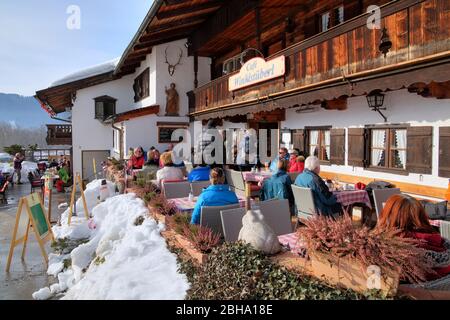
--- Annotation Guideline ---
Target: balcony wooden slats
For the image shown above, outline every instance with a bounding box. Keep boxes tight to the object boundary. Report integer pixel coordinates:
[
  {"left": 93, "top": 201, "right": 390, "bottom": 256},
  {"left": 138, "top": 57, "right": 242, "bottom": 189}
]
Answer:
[
  {"left": 46, "top": 124, "right": 72, "bottom": 145},
  {"left": 193, "top": 0, "right": 450, "bottom": 114}
]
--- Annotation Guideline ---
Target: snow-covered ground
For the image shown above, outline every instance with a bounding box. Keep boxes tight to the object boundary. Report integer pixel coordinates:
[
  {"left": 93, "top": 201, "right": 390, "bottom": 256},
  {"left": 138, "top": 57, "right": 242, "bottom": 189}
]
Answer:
[
  {"left": 33, "top": 180, "right": 189, "bottom": 300},
  {"left": 0, "top": 160, "right": 37, "bottom": 183}
]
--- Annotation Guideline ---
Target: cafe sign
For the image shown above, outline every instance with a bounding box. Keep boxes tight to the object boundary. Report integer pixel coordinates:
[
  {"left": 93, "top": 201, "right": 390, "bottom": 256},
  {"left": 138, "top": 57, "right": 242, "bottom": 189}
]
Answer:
[{"left": 228, "top": 56, "right": 285, "bottom": 91}]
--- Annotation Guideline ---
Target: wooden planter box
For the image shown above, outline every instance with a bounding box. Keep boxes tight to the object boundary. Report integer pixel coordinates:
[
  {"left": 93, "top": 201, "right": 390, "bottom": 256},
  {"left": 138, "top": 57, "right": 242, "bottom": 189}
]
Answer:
[
  {"left": 161, "top": 229, "right": 208, "bottom": 265},
  {"left": 309, "top": 251, "right": 399, "bottom": 296}
]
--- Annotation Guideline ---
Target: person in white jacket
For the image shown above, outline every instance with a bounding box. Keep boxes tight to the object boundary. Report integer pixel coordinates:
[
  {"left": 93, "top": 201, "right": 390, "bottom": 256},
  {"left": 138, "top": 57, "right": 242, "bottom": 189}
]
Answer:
[{"left": 156, "top": 151, "right": 184, "bottom": 188}]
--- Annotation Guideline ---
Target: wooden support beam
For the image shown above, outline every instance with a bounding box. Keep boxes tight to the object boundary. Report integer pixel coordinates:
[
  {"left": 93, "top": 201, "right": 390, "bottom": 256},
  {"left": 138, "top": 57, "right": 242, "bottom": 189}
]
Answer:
[
  {"left": 145, "top": 14, "right": 210, "bottom": 34},
  {"left": 156, "top": 1, "right": 223, "bottom": 20}
]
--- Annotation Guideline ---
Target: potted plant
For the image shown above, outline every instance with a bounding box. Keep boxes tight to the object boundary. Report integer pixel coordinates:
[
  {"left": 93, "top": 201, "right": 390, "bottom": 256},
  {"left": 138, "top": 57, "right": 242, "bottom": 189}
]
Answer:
[{"left": 299, "top": 215, "right": 434, "bottom": 296}]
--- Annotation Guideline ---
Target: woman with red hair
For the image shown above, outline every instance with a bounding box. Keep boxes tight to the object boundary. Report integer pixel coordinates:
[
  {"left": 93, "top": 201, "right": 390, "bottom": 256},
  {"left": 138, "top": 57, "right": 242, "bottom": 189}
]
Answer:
[{"left": 377, "top": 194, "right": 450, "bottom": 281}]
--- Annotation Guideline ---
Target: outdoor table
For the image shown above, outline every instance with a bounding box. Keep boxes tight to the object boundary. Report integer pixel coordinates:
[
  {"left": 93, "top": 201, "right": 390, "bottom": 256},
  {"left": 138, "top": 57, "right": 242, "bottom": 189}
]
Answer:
[
  {"left": 429, "top": 219, "right": 448, "bottom": 228},
  {"left": 333, "top": 190, "right": 372, "bottom": 209},
  {"left": 169, "top": 196, "right": 251, "bottom": 212},
  {"left": 278, "top": 233, "right": 307, "bottom": 257},
  {"left": 242, "top": 171, "right": 273, "bottom": 185}
]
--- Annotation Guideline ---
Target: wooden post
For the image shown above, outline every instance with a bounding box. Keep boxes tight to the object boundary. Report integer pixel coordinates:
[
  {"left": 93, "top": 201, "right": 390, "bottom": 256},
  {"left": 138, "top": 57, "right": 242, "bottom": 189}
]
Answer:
[
  {"left": 245, "top": 182, "right": 252, "bottom": 210},
  {"left": 93, "top": 158, "right": 97, "bottom": 180}
]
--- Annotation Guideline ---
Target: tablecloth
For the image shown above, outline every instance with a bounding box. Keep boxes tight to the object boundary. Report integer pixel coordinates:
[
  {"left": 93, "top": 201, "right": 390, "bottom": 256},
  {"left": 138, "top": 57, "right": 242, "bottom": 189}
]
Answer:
[
  {"left": 333, "top": 190, "right": 372, "bottom": 209},
  {"left": 278, "top": 232, "right": 307, "bottom": 257}
]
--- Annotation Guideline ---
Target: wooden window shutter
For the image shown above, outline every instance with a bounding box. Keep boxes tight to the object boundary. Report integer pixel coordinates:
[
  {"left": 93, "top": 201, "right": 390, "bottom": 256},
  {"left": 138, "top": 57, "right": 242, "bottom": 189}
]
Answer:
[
  {"left": 439, "top": 127, "right": 450, "bottom": 177},
  {"left": 347, "top": 128, "right": 366, "bottom": 167},
  {"left": 292, "top": 129, "right": 305, "bottom": 153},
  {"left": 330, "top": 128, "right": 345, "bottom": 165},
  {"left": 406, "top": 126, "right": 433, "bottom": 174}
]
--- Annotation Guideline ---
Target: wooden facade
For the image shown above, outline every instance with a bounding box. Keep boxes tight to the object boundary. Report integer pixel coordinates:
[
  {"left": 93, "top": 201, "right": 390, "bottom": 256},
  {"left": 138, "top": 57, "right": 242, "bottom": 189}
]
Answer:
[
  {"left": 192, "top": 0, "right": 450, "bottom": 116},
  {"left": 46, "top": 124, "right": 72, "bottom": 145}
]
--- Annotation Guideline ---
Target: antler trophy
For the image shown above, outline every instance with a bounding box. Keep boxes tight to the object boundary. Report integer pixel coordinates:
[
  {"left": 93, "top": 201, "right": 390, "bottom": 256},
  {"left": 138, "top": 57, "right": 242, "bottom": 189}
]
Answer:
[{"left": 164, "top": 46, "right": 183, "bottom": 76}]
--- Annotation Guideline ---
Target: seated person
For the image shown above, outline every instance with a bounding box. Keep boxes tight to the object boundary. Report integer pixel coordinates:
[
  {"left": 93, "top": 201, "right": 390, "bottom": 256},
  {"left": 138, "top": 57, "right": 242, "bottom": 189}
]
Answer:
[
  {"left": 147, "top": 147, "right": 161, "bottom": 166},
  {"left": 269, "top": 147, "right": 290, "bottom": 172},
  {"left": 288, "top": 149, "right": 305, "bottom": 173},
  {"left": 191, "top": 167, "right": 239, "bottom": 224},
  {"left": 188, "top": 164, "right": 210, "bottom": 182},
  {"left": 377, "top": 194, "right": 450, "bottom": 281},
  {"left": 294, "top": 156, "right": 342, "bottom": 216},
  {"left": 260, "top": 159, "right": 295, "bottom": 215},
  {"left": 156, "top": 152, "right": 184, "bottom": 188},
  {"left": 127, "top": 146, "right": 145, "bottom": 171}
]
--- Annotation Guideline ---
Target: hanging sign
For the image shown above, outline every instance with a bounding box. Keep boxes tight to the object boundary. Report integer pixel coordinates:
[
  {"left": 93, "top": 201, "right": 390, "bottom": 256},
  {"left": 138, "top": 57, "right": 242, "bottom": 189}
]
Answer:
[
  {"left": 6, "top": 193, "right": 54, "bottom": 272},
  {"left": 228, "top": 56, "right": 285, "bottom": 91}
]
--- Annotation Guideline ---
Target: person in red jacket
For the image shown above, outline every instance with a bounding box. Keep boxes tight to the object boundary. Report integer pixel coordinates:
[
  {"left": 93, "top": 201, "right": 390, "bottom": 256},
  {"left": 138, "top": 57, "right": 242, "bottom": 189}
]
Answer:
[
  {"left": 127, "top": 146, "right": 145, "bottom": 171},
  {"left": 377, "top": 194, "right": 450, "bottom": 281},
  {"left": 288, "top": 149, "right": 305, "bottom": 173}
]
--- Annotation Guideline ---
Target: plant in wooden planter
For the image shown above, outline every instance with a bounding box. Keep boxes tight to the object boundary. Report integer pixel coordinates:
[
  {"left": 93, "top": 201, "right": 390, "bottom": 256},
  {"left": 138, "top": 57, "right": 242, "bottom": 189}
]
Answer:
[
  {"left": 299, "top": 215, "right": 435, "bottom": 295},
  {"left": 165, "top": 212, "right": 191, "bottom": 234},
  {"left": 149, "top": 193, "right": 177, "bottom": 216},
  {"left": 182, "top": 224, "right": 221, "bottom": 254}
]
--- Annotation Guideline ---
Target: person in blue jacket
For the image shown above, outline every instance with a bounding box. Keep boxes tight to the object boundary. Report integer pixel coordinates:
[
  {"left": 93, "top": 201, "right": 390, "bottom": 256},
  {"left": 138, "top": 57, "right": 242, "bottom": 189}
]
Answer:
[
  {"left": 260, "top": 159, "right": 295, "bottom": 215},
  {"left": 188, "top": 164, "right": 210, "bottom": 182},
  {"left": 190, "top": 167, "right": 239, "bottom": 224},
  {"left": 269, "top": 147, "right": 290, "bottom": 172},
  {"left": 294, "top": 156, "right": 342, "bottom": 217}
]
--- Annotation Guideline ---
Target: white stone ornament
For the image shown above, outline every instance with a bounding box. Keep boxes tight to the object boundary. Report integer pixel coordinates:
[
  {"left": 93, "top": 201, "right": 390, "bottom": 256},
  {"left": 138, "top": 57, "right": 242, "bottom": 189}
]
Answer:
[{"left": 238, "top": 209, "right": 281, "bottom": 255}]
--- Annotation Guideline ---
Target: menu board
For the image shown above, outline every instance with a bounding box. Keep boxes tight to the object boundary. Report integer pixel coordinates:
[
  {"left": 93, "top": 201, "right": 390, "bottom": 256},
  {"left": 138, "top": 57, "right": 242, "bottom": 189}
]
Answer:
[{"left": 158, "top": 126, "right": 185, "bottom": 143}]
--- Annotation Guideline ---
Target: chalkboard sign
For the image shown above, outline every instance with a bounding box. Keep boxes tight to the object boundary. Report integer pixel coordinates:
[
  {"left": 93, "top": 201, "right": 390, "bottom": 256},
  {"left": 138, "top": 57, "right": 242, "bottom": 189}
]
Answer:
[
  {"left": 158, "top": 126, "right": 185, "bottom": 143},
  {"left": 26, "top": 193, "right": 49, "bottom": 236}
]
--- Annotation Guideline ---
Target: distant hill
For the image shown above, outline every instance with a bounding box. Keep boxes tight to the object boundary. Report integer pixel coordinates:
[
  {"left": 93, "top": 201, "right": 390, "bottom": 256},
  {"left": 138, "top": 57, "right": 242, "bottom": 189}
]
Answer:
[{"left": 0, "top": 93, "right": 62, "bottom": 128}]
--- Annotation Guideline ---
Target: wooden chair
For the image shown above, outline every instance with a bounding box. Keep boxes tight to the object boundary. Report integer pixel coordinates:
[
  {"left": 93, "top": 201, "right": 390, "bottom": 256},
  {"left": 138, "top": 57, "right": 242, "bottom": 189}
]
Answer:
[
  {"left": 259, "top": 198, "right": 293, "bottom": 235},
  {"left": 200, "top": 203, "right": 241, "bottom": 237},
  {"left": 220, "top": 207, "right": 246, "bottom": 242},
  {"left": 191, "top": 180, "right": 211, "bottom": 197},
  {"left": 292, "top": 185, "right": 317, "bottom": 221},
  {"left": 162, "top": 181, "right": 191, "bottom": 199},
  {"left": 372, "top": 188, "right": 401, "bottom": 218}
]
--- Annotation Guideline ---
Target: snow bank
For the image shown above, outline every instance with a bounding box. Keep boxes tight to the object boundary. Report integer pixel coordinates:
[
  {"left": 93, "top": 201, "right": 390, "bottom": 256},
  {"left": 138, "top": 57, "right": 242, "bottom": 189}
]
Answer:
[{"left": 35, "top": 180, "right": 189, "bottom": 300}]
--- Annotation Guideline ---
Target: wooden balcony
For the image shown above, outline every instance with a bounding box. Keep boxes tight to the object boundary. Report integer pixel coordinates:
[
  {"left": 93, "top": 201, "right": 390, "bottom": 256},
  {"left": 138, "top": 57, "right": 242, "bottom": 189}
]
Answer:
[
  {"left": 46, "top": 124, "right": 72, "bottom": 145},
  {"left": 192, "top": 0, "right": 450, "bottom": 115}
]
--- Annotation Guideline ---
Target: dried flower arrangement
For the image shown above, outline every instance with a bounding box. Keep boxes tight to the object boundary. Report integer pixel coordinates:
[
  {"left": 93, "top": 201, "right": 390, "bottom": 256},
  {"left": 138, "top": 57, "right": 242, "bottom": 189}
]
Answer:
[
  {"left": 182, "top": 224, "right": 221, "bottom": 254},
  {"left": 299, "top": 215, "right": 435, "bottom": 283}
]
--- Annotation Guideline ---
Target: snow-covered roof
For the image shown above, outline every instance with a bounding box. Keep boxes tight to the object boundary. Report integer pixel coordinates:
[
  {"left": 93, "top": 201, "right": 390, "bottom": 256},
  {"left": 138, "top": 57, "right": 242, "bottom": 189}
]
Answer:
[{"left": 50, "top": 57, "right": 121, "bottom": 87}]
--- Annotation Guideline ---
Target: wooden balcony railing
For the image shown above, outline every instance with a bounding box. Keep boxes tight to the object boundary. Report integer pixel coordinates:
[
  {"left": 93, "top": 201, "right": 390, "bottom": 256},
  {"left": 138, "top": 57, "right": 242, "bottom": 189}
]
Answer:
[
  {"left": 46, "top": 124, "right": 72, "bottom": 145},
  {"left": 192, "top": 0, "right": 450, "bottom": 114}
]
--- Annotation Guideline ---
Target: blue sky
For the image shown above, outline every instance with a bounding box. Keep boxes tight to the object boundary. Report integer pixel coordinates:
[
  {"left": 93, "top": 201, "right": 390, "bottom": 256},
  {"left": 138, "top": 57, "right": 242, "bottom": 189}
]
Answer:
[{"left": 0, "top": 0, "right": 153, "bottom": 96}]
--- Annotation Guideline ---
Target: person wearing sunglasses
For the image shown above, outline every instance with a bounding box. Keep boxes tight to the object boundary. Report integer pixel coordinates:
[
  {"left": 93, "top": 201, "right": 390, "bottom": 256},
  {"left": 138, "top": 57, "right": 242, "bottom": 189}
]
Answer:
[{"left": 269, "top": 147, "right": 290, "bottom": 172}]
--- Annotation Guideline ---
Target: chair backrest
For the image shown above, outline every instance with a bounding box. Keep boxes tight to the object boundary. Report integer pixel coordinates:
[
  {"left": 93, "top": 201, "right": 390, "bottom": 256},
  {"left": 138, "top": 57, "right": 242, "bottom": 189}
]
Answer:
[
  {"left": 191, "top": 180, "right": 211, "bottom": 197},
  {"left": 259, "top": 199, "right": 293, "bottom": 235},
  {"left": 184, "top": 162, "right": 193, "bottom": 173},
  {"left": 230, "top": 170, "right": 245, "bottom": 191},
  {"left": 220, "top": 207, "right": 246, "bottom": 242},
  {"left": 440, "top": 220, "right": 450, "bottom": 240},
  {"left": 288, "top": 172, "right": 300, "bottom": 183},
  {"left": 291, "top": 185, "right": 317, "bottom": 218},
  {"left": 224, "top": 169, "right": 233, "bottom": 187},
  {"left": 200, "top": 203, "right": 241, "bottom": 237},
  {"left": 373, "top": 188, "right": 401, "bottom": 218},
  {"left": 162, "top": 181, "right": 191, "bottom": 199}
]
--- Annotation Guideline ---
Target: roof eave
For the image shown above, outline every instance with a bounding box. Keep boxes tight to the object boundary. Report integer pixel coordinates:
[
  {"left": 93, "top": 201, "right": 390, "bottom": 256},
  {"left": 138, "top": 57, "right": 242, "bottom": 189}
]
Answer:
[{"left": 114, "top": 0, "right": 164, "bottom": 75}]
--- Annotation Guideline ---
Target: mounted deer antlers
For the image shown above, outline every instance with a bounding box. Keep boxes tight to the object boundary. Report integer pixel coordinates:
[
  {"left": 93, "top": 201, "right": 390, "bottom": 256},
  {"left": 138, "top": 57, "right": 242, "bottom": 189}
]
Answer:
[{"left": 165, "top": 46, "right": 183, "bottom": 76}]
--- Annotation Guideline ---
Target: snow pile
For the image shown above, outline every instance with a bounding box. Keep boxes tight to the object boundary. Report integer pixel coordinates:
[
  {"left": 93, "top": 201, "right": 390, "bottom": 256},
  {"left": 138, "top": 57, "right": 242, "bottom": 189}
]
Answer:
[
  {"left": 52, "top": 179, "right": 116, "bottom": 240},
  {"left": 51, "top": 57, "right": 121, "bottom": 87},
  {"left": 0, "top": 153, "right": 12, "bottom": 162},
  {"left": 0, "top": 160, "right": 37, "bottom": 183},
  {"left": 34, "top": 180, "right": 189, "bottom": 300}
]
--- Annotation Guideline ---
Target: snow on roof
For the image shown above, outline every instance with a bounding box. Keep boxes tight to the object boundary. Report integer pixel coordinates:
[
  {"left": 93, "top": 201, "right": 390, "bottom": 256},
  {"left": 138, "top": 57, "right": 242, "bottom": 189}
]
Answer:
[{"left": 50, "top": 57, "right": 121, "bottom": 87}]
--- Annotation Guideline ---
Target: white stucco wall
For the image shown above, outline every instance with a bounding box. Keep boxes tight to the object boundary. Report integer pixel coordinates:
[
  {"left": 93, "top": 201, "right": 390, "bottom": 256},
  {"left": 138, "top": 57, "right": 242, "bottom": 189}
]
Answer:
[
  {"left": 70, "top": 38, "right": 211, "bottom": 175},
  {"left": 71, "top": 75, "right": 135, "bottom": 175},
  {"left": 281, "top": 89, "right": 450, "bottom": 188}
]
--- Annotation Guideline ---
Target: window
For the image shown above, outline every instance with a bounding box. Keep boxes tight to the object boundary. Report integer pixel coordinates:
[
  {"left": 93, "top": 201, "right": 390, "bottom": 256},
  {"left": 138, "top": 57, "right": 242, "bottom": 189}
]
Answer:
[
  {"left": 320, "top": 5, "right": 344, "bottom": 32},
  {"left": 321, "top": 12, "right": 331, "bottom": 32},
  {"left": 133, "top": 68, "right": 149, "bottom": 102},
  {"left": 370, "top": 128, "right": 407, "bottom": 170},
  {"left": 308, "top": 129, "right": 330, "bottom": 162},
  {"left": 94, "top": 96, "right": 116, "bottom": 121}
]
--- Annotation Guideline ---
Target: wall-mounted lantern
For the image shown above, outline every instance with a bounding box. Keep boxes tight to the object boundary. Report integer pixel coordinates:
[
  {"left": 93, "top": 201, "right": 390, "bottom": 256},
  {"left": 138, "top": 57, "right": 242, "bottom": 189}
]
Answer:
[{"left": 366, "top": 89, "right": 387, "bottom": 122}]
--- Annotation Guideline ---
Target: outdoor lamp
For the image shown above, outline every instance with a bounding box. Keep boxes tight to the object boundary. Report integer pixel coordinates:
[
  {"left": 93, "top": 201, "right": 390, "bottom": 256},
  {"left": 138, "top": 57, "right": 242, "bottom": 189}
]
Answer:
[
  {"left": 366, "top": 89, "right": 387, "bottom": 122},
  {"left": 379, "top": 27, "right": 392, "bottom": 57}
]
